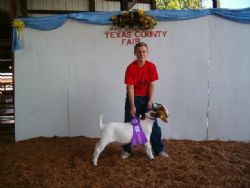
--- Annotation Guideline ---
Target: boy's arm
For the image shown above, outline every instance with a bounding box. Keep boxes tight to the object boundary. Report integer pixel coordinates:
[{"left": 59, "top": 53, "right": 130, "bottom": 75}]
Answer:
[
  {"left": 147, "top": 81, "right": 156, "bottom": 109},
  {"left": 127, "top": 85, "right": 136, "bottom": 117}
]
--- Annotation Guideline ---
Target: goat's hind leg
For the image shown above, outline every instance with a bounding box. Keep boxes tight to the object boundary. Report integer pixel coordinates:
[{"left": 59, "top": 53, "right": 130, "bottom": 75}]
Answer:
[
  {"left": 144, "top": 142, "right": 154, "bottom": 160},
  {"left": 92, "top": 140, "right": 109, "bottom": 166}
]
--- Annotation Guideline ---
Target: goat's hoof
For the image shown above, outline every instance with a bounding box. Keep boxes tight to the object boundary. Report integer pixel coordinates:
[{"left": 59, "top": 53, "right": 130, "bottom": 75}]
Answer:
[{"left": 92, "top": 160, "right": 98, "bottom": 166}]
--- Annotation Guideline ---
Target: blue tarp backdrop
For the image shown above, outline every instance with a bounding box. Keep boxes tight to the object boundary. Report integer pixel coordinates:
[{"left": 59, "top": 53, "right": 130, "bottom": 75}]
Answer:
[{"left": 13, "top": 8, "right": 250, "bottom": 50}]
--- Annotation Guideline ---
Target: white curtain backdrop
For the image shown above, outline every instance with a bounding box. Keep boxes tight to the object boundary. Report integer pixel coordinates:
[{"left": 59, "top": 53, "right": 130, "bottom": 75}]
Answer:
[{"left": 15, "top": 16, "right": 250, "bottom": 141}]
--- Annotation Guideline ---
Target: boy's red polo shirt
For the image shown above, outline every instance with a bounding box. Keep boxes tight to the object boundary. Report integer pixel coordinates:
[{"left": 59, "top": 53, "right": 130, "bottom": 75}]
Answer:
[{"left": 125, "top": 60, "right": 159, "bottom": 96}]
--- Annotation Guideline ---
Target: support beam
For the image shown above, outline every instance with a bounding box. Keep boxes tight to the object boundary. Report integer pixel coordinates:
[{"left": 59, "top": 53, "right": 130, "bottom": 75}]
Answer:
[
  {"left": 89, "top": 0, "right": 95, "bottom": 12},
  {"left": 20, "top": 0, "right": 27, "bottom": 17},
  {"left": 121, "top": 0, "right": 129, "bottom": 11},
  {"left": 128, "top": 0, "right": 137, "bottom": 10},
  {"left": 10, "top": 0, "right": 18, "bottom": 20},
  {"left": 212, "top": 0, "right": 217, "bottom": 8},
  {"left": 108, "top": 0, "right": 151, "bottom": 3},
  {"left": 150, "top": 0, "right": 156, "bottom": 10}
]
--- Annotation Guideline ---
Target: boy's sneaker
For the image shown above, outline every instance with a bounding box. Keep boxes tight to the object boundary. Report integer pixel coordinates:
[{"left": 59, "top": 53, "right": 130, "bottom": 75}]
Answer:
[
  {"left": 121, "top": 150, "right": 131, "bottom": 159},
  {"left": 159, "top": 151, "right": 169, "bottom": 158}
]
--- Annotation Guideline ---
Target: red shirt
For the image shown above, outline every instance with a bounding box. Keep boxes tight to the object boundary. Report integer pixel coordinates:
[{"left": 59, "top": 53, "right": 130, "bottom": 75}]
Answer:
[{"left": 125, "top": 60, "right": 159, "bottom": 96}]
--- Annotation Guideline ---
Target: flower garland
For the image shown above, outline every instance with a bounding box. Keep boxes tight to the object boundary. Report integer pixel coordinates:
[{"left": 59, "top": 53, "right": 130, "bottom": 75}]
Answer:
[
  {"left": 12, "top": 19, "right": 25, "bottom": 40},
  {"left": 111, "top": 9, "right": 157, "bottom": 30}
]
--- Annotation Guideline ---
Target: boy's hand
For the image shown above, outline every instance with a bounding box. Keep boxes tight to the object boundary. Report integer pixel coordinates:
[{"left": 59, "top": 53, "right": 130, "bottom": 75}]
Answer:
[
  {"left": 147, "top": 101, "right": 153, "bottom": 110},
  {"left": 130, "top": 106, "right": 136, "bottom": 117}
]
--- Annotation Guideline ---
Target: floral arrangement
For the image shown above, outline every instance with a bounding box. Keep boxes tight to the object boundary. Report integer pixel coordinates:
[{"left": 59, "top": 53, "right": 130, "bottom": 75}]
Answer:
[
  {"left": 12, "top": 19, "right": 25, "bottom": 40},
  {"left": 111, "top": 9, "right": 157, "bottom": 30}
]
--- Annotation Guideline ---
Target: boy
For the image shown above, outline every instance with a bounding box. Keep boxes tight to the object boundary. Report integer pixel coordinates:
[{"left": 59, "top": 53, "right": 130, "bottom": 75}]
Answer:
[{"left": 122, "top": 42, "right": 168, "bottom": 159}]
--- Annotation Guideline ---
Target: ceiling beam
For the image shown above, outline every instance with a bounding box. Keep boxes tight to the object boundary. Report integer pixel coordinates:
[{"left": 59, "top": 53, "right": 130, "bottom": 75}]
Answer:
[{"left": 27, "top": 9, "right": 87, "bottom": 14}]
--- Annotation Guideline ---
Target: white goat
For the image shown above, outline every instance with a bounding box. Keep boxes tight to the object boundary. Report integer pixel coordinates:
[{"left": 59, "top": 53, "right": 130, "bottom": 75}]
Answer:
[{"left": 92, "top": 104, "right": 168, "bottom": 166}]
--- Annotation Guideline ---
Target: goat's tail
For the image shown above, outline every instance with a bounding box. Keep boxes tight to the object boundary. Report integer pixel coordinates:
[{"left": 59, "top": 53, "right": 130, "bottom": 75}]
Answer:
[{"left": 99, "top": 115, "right": 104, "bottom": 130}]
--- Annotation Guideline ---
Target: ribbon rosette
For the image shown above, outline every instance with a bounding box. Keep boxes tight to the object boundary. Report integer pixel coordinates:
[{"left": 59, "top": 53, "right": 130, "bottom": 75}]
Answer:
[
  {"left": 131, "top": 117, "right": 147, "bottom": 145},
  {"left": 12, "top": 19, "right": 25, "bottom": 40}
]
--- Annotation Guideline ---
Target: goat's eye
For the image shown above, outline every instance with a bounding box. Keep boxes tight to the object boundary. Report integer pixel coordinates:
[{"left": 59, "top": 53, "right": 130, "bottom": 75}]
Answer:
[{"left": 150, "top": 112, "right": 155, "bottom": 117}]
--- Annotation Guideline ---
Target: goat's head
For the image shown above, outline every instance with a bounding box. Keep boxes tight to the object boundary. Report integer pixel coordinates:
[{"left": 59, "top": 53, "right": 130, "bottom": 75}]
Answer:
[{"left": 144, "top": 103, "right": 169, "bottom": 123}]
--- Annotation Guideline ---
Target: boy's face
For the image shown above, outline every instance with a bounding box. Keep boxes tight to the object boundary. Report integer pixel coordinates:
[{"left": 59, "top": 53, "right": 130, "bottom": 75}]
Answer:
[{"left": 134, "top": 46, "right": 148, "bottom": 62}]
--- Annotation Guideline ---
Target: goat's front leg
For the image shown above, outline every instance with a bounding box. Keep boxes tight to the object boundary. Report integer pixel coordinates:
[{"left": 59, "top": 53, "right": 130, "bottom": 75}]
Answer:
[{"left": 144, "top": 142, "right": 154, "bottom": 160}]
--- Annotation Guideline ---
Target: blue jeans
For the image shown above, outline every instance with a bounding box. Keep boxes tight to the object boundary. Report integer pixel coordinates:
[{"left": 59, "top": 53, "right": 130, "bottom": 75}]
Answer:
[{"left": 122, "top": 95, "right": 165, "bottom": 154}]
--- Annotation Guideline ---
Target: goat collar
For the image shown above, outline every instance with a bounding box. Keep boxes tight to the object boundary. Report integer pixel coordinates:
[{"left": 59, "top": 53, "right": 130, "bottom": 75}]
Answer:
[
  {"left": 145, "top": 110, "right": 157, "bottom": 121},
  {"left": 145, "top": 114, "right": 155, "bottom": 120}
]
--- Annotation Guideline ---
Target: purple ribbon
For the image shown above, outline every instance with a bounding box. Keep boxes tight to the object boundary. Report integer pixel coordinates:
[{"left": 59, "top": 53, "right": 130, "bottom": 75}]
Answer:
[{"left": 131, "top": 117, "right": 147, "bottom": 145}]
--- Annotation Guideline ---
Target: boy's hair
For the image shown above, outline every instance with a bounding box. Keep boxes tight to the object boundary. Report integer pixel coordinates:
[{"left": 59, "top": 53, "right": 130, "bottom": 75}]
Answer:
[{"left": 134, "top": 42, "right": 148, "bottom": 53}]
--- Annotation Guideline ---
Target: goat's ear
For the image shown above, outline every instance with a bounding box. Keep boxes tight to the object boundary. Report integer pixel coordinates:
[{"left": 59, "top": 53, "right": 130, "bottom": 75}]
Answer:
[
  {"left": 159, "top": 105, "right": 169, "bottom": 115},
  {"left": 140, "top": 115, "right": 146, "bottom": 120}
]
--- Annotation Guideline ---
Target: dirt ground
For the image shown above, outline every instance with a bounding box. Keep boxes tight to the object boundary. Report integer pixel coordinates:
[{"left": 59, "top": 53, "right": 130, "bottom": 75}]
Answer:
[{"left": 0, "top": 128, "right": 250, "bottom": 188}]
